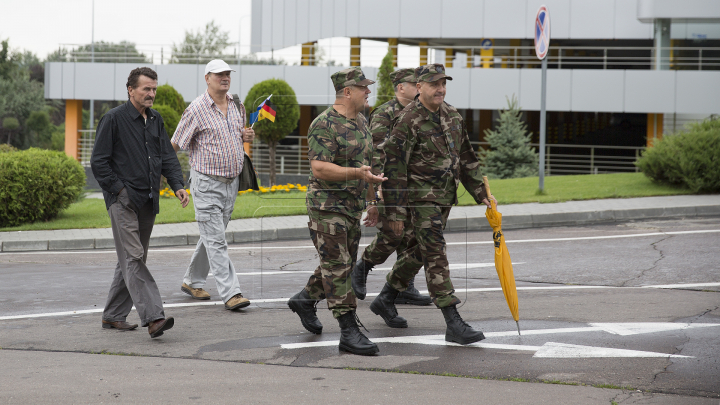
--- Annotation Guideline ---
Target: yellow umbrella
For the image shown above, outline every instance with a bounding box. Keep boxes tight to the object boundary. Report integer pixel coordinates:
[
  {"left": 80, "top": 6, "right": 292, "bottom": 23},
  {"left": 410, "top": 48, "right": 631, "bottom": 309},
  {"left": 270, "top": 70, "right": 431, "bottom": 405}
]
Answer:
[{"left": 483, "top": 176, "right": 521, "bottom": 335}]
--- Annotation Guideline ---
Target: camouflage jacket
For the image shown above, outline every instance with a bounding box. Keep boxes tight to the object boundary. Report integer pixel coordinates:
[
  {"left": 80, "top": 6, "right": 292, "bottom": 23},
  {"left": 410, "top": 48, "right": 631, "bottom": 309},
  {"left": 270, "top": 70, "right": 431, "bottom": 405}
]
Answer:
[
  {"left": 368, "top": 97, "right": 404, "bottom": 176},
  {"left": 306, "top": 107, "right": 371, "bottom": 219},
  {"left": 382, "top": 98, "right": 488, "bottom": 222}
]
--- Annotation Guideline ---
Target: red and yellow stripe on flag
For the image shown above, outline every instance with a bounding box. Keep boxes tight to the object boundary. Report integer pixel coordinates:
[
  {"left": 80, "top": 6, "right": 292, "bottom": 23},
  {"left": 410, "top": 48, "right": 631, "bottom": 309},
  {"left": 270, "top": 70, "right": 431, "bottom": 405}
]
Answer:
[{"left": 258, "top": 100, "right": 277, "bottom": 122}]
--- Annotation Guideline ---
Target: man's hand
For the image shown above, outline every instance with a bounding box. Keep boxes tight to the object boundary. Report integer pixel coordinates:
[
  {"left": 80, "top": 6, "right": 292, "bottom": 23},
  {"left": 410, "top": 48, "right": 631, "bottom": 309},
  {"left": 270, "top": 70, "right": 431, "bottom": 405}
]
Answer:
[
  {"left": 481, "top": 194, "right": 497, "bottom": 208},
  {"left": 389, "top": 220, "right": 404, "bottom": 236},
  {"left": 176, "top": 189, "right": 190, "bottom": 208},
  {"left": 363, "top": 206, "right": 379, "bottom": 227},
  {"left": 357, "top": 166, "right": 387, "bottom": 184},
  {"left": 243, "top": 127, "right": 255, "bottom": 143},
  {"left": 377, "top": 173, "right": 384, "bottom": 201}
]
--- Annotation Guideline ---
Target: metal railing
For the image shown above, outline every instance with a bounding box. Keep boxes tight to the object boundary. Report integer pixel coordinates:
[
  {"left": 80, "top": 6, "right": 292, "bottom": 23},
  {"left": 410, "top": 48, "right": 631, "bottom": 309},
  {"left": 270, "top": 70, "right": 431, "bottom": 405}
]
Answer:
[
  {"left": 76, "top": 132, "right": 645, "bottom": 176},
  {"left": 56, "top": 44, "right": 720, "bottom": 71}
]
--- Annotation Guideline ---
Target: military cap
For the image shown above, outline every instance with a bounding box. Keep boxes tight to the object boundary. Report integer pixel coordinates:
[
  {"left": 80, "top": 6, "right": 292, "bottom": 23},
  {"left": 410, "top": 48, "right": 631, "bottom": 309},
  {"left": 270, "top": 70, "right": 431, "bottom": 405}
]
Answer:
[
  {"left": 389, "top": 68, "right": 417, "bottom": 86},
  {"left": 331, "top": 67, "right": 375, "bottom": 92},
  {"left": 415, "top": 63, "right": 453, "bottom": 82}
]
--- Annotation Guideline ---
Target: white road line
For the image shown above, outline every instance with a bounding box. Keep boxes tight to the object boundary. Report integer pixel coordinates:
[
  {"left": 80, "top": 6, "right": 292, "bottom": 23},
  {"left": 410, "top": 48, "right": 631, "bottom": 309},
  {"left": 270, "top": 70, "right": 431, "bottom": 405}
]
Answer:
[
  {"left": 229, "top": 263, "right": 524, "bottom": 276},
  {"left": 2, "top": 284, "right": 718, "bottom": 322},
  {"left": 2, "top": 229, "right": 718, "bottom": 256}
]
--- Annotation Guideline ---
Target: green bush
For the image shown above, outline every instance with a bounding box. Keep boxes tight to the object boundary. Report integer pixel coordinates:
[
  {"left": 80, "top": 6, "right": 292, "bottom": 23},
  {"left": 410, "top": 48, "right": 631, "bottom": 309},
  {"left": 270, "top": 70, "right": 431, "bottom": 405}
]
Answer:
[
  {"left": 0, "top": 148, "right": 86, "bottom": 227},
  {"left": 153, "top": 104, "right": 180, "bottom": 138},
  {"left": 636, "top": 117, "right": 720, "bottom": 193},
  {"left": 0, "top": 144, "right": 17, "bottom": 153},
  {"left": 155, "top": 84, "right": 186, "bottom": 117}
]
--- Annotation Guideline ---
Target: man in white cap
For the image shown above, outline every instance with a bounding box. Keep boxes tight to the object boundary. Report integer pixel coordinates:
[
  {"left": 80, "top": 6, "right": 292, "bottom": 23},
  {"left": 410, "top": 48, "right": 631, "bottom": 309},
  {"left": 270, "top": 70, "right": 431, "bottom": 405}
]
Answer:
[{"left": 171, "top": 59, "right": 255, "bottom": 310}]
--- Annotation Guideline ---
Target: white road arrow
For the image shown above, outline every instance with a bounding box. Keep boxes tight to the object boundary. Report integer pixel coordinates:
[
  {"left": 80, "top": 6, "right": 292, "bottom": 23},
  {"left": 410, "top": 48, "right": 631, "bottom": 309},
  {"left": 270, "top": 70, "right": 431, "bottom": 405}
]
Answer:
[{"left": 280, "top": 322, "right": 720, "bottom": 358}]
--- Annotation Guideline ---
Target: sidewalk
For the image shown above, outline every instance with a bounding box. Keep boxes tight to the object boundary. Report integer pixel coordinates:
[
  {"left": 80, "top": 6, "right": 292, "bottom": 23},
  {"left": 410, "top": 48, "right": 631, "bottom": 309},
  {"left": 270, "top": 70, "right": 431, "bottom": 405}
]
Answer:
[{"left": 1, "top": 194, "right": 719, "bottom": 252}]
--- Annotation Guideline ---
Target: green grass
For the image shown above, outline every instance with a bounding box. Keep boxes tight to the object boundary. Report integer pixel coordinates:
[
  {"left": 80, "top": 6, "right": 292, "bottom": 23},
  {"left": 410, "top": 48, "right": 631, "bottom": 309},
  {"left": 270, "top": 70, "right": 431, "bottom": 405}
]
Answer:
[{"left": 0, "top": 172, "right": 697, "bottom": 232}]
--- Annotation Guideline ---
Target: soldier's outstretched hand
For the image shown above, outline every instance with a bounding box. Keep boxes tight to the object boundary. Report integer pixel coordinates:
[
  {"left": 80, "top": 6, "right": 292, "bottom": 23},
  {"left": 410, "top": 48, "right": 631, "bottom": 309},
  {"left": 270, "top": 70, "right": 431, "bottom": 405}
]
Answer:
[
  {"left": 363, "top": 206, "right": 379, "bottom": 227},
  {"left": 357, "top": 165, "right": 387, "bottom": 184}
]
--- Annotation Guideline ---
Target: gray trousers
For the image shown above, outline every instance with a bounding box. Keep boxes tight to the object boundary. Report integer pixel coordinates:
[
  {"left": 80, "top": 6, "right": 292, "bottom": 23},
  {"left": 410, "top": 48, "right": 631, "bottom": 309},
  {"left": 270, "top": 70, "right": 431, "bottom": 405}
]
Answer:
[
  {"left": 183, "top": 169, "right": 242, "bottom": 303},
  {"left": 103, "top": 188, "right": 165, "bottom": 327}
]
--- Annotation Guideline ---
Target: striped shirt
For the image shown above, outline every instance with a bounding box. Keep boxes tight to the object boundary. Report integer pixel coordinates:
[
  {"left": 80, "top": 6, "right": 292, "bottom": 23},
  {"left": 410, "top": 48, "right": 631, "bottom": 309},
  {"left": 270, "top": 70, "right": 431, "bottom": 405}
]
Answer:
[{"left": 172, "top": 91, "right": 246, "bottom": 178}]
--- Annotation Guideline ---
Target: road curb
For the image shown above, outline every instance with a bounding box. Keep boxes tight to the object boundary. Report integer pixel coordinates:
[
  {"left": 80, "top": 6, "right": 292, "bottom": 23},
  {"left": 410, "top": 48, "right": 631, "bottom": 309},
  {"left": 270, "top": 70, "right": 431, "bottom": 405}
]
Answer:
[{"left": 1, "top": 204, "right": 719, "bottom": 252}]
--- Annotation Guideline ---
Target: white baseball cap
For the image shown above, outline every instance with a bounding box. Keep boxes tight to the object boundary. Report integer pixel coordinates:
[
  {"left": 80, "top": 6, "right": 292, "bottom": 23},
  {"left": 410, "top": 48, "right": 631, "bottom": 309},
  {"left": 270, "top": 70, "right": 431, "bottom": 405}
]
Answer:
[{"left": 204, "top": 59, "right": 235, "bottom": 75}]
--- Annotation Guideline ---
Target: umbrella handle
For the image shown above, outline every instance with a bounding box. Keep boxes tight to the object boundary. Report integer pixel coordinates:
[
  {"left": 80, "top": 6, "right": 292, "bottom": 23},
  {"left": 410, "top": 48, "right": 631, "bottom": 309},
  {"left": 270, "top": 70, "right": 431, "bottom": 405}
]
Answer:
[{"left": 483, "top": 176, "right": 492, "bottom": 203}]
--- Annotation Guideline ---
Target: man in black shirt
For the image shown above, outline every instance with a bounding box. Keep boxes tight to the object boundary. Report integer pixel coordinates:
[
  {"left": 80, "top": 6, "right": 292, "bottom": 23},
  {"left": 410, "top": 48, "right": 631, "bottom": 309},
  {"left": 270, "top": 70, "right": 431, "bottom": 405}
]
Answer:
[{"left": 91, "top": 67, "right": 189, "bottom": 338}]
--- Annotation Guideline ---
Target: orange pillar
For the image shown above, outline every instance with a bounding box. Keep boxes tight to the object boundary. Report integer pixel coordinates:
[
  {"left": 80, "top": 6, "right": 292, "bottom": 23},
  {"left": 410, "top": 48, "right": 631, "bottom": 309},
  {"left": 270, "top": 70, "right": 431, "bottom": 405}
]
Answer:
[
  {"left": 65, "top": 99, "right": 82, "bottom": 161},
  {"left": 350, "top": 38, "right": 361, "bottom": 66},
  {"left": 388, "top": 38, "right": 398, "bottom": 67},
  {"left": 647, "top": 113, "right": 664, "bottom": 147},
  {"left": 445, "top": 48, "right": 454, "bottom": 67},
  {"left": 419, "top": 42, "right": 428, "bottom": 65}
]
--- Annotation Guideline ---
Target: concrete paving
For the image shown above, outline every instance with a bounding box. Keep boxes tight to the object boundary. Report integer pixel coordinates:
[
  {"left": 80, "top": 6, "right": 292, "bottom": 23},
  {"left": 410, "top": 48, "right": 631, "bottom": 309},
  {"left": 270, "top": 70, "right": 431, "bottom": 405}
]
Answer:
[{"left": 1, "top": 194, "right": 719, "bottom": 252}]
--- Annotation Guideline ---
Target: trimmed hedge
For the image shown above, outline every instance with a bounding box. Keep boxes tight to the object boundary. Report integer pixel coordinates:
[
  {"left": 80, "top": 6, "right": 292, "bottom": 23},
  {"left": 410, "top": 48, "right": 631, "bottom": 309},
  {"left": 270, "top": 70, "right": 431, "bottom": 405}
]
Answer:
[
  {"left": 153, "top": 104, "right": 180, "bottom": 138},
  {"left": 636, "top": 117, "right": 720, "bottom": 193},
  {"left": 0, "top": 148, "right": 86, "bottom": 227}
]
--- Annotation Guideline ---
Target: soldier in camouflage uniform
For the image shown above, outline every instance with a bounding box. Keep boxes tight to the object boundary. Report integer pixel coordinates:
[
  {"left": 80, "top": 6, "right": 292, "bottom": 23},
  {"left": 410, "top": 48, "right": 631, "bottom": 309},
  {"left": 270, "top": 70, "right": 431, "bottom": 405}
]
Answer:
[
  {"left": 370, "top": 64, "right": 494, "bottom": 345},
  {"left": 287, "top": 67, "right": 386, "bottom": 356},
  {"left": 352, "top": 68, "right": 432, "bottom": 307}
]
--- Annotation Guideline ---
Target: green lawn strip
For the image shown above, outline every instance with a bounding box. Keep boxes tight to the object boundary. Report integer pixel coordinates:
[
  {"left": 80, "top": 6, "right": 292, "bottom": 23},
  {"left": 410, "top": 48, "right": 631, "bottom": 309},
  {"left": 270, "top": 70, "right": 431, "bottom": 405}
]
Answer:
[{"left": 1, "top": 173, "right": 696, "bottom": 232}]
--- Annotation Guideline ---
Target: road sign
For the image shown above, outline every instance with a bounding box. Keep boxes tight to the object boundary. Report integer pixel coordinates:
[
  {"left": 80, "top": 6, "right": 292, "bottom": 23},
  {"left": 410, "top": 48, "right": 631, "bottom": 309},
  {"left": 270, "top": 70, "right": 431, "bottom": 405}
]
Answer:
[
  {"left": 534, "top": 5, "right": 550, "bottom": 60},
  {"left": 481, "top": 39, "right": 493, "bottom": 50}
]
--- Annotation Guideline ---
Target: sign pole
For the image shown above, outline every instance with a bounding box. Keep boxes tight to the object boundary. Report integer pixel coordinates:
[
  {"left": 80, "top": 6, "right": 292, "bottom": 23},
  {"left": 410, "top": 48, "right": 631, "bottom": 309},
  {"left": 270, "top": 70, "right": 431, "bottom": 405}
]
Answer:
[{"left": 539, "top": 57, "right": 547, "bottom": 192}]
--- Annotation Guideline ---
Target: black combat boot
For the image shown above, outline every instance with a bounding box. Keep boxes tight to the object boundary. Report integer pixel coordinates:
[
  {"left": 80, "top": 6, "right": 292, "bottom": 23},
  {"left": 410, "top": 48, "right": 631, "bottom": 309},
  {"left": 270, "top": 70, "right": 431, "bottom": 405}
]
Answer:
[
  {"left": 394, "top": 277, "right": 433, "bottom": 306},
  {"left": 337, "top": 311, "right": 379, "bottom": 355},
  {"left": 441, "top": 305, "right": 485, "bottom": 345},
  {"left": 369, "top": 283, "right": 408, "bottom": 328},
  {"left": 351, "top": 258, "right": 375, "bottom": 300},
  {"left": 287, "top": 289, "right": 323, "bottom": 334}
]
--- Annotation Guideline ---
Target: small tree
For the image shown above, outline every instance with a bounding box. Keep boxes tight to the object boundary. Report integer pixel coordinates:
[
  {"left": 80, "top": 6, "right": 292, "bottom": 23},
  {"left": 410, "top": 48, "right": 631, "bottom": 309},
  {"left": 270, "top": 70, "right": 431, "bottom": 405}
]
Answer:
[
  {"left": 480, "top": 96, "right": 538, "bottom": 179},
  {"left": 171, "top": 21, "right": 232, "bottom": 64},
  {"left": 374, "top": 48, "right": 395, "bottom": 107},
  {"left": 155, "top": 84, "right": 186, "bottom": 117},
  {"left": 244, "top": 79, "right": 300, "bottom": 186},
  {"left": 153, "top": 105, "right": 180, "bottom": 138},
  {"left": 2, "top": 117, "right": 19, "bottom": 145}
]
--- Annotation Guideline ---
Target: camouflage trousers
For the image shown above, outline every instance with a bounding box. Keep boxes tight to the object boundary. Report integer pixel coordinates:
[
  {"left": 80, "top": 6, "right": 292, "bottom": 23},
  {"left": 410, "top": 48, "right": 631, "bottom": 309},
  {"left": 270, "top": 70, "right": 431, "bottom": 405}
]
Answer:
[
  {"left": 361, "top": 214, "right": 405, "bottom": 265},
  {"left": 303, "top": 208, "right": 360, "bottom": 318},
  {"left": 386, "top": 203, "right": 461, "bottom": 308}
]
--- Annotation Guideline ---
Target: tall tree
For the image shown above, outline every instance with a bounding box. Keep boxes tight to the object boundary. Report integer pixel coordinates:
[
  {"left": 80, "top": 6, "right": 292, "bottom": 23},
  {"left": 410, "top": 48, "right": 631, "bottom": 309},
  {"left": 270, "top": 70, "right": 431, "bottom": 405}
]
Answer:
[
  {"left": 374, "top": 48, "right": 394, "bottom": 108},
  {"left": 47, "top": 41, "right": 149, "bottom": 63},
  {"left": 480, "top": 96, "right": 539, "bottom": 179},
  {"left": 171, "top": 21, "right": 232, "bottom": 64},
  {"left": 244, "top": 79, "right": 300, "bottom": 186}
]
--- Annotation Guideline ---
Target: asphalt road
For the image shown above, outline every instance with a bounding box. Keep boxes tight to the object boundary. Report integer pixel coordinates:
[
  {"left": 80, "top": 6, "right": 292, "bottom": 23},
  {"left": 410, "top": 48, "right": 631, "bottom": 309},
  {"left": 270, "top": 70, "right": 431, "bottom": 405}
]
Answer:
[{"left": 1, "top": 218, "right": 719, "bottom": 404}]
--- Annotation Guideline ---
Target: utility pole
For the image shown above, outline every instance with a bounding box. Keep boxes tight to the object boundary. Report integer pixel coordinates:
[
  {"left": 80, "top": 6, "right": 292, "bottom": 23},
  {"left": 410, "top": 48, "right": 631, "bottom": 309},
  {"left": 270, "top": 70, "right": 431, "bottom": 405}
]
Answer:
[{"left": 89, "top": 0, "right": 95, "bottom": 131}]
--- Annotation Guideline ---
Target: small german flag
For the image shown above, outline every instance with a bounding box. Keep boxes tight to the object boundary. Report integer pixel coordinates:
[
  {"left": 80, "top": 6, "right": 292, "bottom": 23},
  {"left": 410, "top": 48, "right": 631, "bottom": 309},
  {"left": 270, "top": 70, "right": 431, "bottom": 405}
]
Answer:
[{"left": 258, "top": 99, "right": 277, "bottom": 123}]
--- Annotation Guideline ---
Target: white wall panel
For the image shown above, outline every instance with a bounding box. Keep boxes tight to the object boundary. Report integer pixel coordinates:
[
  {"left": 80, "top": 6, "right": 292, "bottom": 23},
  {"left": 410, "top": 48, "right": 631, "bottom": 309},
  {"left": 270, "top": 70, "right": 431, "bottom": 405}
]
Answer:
[
  {"left": 238, "top": 65, "right": 286, "bottom": 104},
  {"left": 613, "top": 0, "right": 652, "bottom": 39},
  {"left": 284, "top": 66, "right": 332, "bottom": 105},
  {"left": 334, "top": 0, "right": 347, "bottom": 38},
  {"left": 401, "top": 0, "right": 441, "bottom": 39},
  {"left": 271, "top": 0, "right": 285, "bottom": 49},
  {"left": 346, "top": 1, "right": 360, "bottom": 38},
  {"left": 321, "top": 0, "right": 334, "bottom": 39},
  {"left": 519, "top": 69, "right": 573, "bottom": 111},
  {"left": 441, "top": 0, "right": 484, "bottom": 39},
  {"left": 296, "top": 0, "right": 310, "bottom": 44},
  {"left": 283, "top": 0, "right": 297, "bottom": 46},
  {"left": 519, "top": 69, "right": 541, "bottom": 110},
  {"left": 46, "top": 62, "right": 62, "bottom": 99},
  {"left": 624, "top": 70, "right": 675, "bottom": 113},
  {"left": 229, "top": 65, "right": 242, "bottom": 99},
  {"left": 675, "top": 71, "right": 720, "bottom": 114},
  {"left": 571, "top": 70, "right": 624, "bottom": 112},
  {"left": 308, "top": 0, "right": 322, "bottom": 43},
  {"left": 569, "top": 0, "right": 615, "bottom": 39},
  {"left": 525, "top": 0, "right": 570, "bottom": 39},
  {"left": 75, "top": 63, "right": 115, "bottom": 100},
  {"left": 444, "top": 68, "right": 471, "bottom": 109},
  {"left": 359, "top": 0, "right": 400, "bottom": 38},
  {"left": 469, "top": 69, "right": 521, "bottom": 109},
  {"left": 484, "top": 0, "right": 527, "bottom": 38},
  {"left": 261, "top": 0, "right": 273, "bottom": 52},
  {"left": 62, "top": 63, "right": 75, "bottom": 99}
]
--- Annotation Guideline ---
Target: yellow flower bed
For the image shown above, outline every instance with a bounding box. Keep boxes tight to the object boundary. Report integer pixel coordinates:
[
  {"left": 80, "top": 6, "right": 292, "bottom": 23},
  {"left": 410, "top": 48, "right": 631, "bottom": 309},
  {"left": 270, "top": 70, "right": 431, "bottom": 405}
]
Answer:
[
  {"left": 238, "top": 183, "right": 307, "bottom": 196},
  {"left": 159, "top": 188, "right": 190, "bottom": 198}
]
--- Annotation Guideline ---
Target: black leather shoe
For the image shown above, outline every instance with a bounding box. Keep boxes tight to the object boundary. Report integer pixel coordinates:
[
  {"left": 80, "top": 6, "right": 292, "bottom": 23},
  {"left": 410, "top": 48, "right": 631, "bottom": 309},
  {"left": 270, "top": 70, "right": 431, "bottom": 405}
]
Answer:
[
  {"left": 101, "top": 320, "right": 138, "bottom": 331},
  {"left": 369, "top": 283, "right": 408, "bottom": 328},
  {"left": 287, "top": 289, "right": 323, "bottom": 334},
  {"left": 394, "top": 278, "right": 432, "bottom": 306},
  {"left": 338, "top": 311, "right": 379, "bottom": 356},
  {"left": 352, "top": 258, "right": 375, "bottom": 300},
  {"left": 441, "top": 305, "right": 485, "bottom": 345}
]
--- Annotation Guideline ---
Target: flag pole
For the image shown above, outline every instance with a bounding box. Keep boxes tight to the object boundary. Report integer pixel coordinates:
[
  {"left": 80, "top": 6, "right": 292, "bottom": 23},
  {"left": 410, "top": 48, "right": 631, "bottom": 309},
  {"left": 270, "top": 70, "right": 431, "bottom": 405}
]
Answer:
[{"left": 251, "top": 94, "right": 273, "bottom": 129}]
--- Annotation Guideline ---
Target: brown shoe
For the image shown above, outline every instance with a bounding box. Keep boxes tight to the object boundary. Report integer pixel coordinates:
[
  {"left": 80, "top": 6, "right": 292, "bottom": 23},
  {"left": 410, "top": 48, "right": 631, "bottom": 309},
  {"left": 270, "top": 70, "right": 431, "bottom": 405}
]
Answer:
[
  {"left": 181, "top": 283, "right": 210, "bottom": 300},
  {"left": 102, "top": 320, "right": 138, "bottom": 331},
  {"left": 225, "top": 294, "right": 250, "bottom": 310},
  {"left": 148, "top": 317, "right": 174, "bottom": 338}
]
